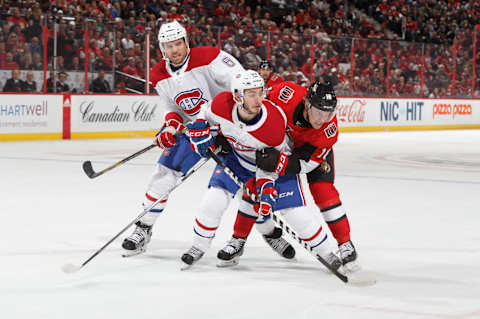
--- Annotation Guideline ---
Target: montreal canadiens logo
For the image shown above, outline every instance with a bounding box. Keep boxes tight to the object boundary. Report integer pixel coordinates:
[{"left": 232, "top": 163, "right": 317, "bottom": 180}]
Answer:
[{"left": 174, "top": 89, "right": 207, "bottom": 115}]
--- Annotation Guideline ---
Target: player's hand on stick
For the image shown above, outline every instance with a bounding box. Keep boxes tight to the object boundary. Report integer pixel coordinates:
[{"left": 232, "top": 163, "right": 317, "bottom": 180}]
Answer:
[
  {"left": 256, "top": 178, "right": 278, "bottom": 216},
  {"left": 256, "top": 147, "right": 289, "bottom": 175},
  {"left": 155, "top": 119, "right": 185, "bottom": 149},
  {"left": 187, "top": 119, "right": 215, "bottom": 157},
  {"left": 214, "top": 134, "right": 232, "bottom": 156}
]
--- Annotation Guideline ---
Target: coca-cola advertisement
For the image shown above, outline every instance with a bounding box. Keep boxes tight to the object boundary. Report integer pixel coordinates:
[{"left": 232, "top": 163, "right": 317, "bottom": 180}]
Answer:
[{"left": 336, "top": 99, "right": 366, "bottom": 124}]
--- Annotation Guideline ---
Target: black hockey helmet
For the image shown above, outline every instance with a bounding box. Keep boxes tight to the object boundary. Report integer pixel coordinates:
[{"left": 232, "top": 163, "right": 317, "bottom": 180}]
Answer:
[
  {"left": 306, "top": 81, "right": 337, "bottom": 112},
  {"left": 258, "top": 60, "right": 273, "bottom": 70}
]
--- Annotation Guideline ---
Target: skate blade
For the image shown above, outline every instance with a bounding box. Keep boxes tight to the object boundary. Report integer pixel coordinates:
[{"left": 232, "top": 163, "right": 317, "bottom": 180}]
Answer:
[
  {"left": 344, "top": 260, "right": 361, "bottom": 273},
  {"left": 180, "top": 261, "right": 195, "bottom": 271},
  {"left": 347, "top": 270, "right": 377, "bottom": 287},
  {"left": 216, "top": 257, "right": 239, "bottom": 268},
  {"left": 121, "top": 247, "right": 146, "bottom": 258}
]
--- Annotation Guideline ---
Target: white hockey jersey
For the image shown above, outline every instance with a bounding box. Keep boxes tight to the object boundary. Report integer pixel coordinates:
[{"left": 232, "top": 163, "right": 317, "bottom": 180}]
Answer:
[
  {"left": 202, "top": 91, "right": 290, "bottom": 182},
  {"left": 150, "top": 47, "right": 244, "bottom": 125}
]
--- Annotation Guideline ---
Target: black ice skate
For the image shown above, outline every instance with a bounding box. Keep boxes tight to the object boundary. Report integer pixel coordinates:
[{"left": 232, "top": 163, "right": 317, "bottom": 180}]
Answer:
[
  {"left": 121, "top": 221, "right": 152, "bottom": 257},
  {"left": 323, "top": 252, "right": 345, "bottom": 274},
  {"left": 262, "top": 227, "right": 296, "bottom": 259},
  {"left": 180, "top": 246, "right": 205, "bottom": 270},
  {"left": 339, "top": 240, "right": 361, "bottom": 272},
  {"left": 217, "top": 237, "right": 246, "bottom": 267}
]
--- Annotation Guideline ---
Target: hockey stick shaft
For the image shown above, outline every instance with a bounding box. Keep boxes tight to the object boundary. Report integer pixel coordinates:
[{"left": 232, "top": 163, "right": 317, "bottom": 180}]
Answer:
[
  {"left": 83, "top": 129, "right": 187, "bottom": 179},
  {"left": 83, "top": 144, "right": 156, "bottom": 179},
  {"left": 206, "top": 148, "right": 348, "bottom": 283},
  {"left": 69, "top": 152, "right": 215, "bottom": 272}
]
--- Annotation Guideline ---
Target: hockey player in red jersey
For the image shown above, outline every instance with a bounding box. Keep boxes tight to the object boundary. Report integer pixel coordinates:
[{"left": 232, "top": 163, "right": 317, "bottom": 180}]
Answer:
[
  {"left": 258, "top": 60, "right": 283, "bottom": 92},
  {"left": 256, "top": 81, "right": 360, "bottom": 272}
]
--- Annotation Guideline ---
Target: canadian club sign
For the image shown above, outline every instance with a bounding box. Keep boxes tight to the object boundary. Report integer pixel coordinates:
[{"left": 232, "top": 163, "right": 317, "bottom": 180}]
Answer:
[{"left": 79, "top": 100, "right": 157, "bottom": 123}]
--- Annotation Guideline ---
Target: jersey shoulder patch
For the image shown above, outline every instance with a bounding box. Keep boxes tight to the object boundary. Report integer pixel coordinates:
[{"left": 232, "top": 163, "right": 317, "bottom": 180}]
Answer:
[
  {"left": 185, "top": 47, "right": 221, "bottom": 72},
  {"left": 150, "top": 60, "right": 170, "bottom": 87},
  {"left": 323, "top": 121, "right": 338, "bottom": 139},
  {"left": 210, "top": 91, "right": 234, "bottom": 122}
]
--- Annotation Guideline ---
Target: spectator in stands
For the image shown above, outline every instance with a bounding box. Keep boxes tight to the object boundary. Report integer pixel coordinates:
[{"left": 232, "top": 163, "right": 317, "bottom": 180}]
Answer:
[
  {"left": 28, "top": 36, "right": 42, "bottom": 57},
  {"left": 2, "top": 51, "right": 20, "bottom": 70},
  {"left": 121, "top": 32, "right": 134, "bottom": 50},
  {"left": 23, "top": 71, "right": 37, "bottom": 92},
  {"left": 24, "top": 18, "right": 42, "bottom": 42},
  {"left": 8, "top": 7, "right": 27, "bottom": 28},
  {"left": 69, "top": 56, "right": 82, "bottom": 71},
  {"left": 31, "top": 53, "right": 43, "bottom": 70},
  {"left": 90, "top": 69, "right": 111, "bottom": 93},
  {"left": 56, "top": 71, "right": 70, "bottom": 92},
  {"left": 3, "top": 69, "right": 24, "bottom": 92}
]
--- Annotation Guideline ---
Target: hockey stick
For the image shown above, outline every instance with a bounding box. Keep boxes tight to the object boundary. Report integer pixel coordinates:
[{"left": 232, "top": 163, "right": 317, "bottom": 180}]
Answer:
[
  {"left": 82, "top": 129, "right": 187, "bottom": 179},
  {"left": 62, "top": 151, "right": 216, "bottom": 274},
  {"left": 83, "top": 144, "right": 156, "bottom": 179},
  {"left": 206, "top": 148, "right": 349, "bottom": 284}
]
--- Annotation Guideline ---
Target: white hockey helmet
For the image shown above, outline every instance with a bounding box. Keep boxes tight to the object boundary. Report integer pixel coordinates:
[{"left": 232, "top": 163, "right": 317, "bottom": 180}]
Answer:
[
  {"left": 158, "top": 20, "right": 190, "bottom": 61},
  {"left": 231, "top": 70, "right": 265, "bottom": 104}
]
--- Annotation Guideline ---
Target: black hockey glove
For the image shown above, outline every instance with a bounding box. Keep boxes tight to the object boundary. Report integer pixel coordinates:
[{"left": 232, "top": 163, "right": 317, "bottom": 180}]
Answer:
[
  {"left": 214, "top": 134, "right": 232, "bottom": 156},
  {"left": 256, "top": 143, "right": 317, "bottom": 175},
  {"left": 255, "top": 147, "right": 296, "bottom": 175}
]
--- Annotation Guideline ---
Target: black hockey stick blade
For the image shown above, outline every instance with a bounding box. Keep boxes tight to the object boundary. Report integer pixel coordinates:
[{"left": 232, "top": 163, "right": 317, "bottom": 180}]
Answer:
[{"left": 82, "top": 161, "right": 101, "bottom": 179}]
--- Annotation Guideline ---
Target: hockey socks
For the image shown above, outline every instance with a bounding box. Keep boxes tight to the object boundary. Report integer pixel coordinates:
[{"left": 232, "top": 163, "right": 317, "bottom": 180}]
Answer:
[{"left": 233, "top": 211, "right": 257, "bottom": 239}]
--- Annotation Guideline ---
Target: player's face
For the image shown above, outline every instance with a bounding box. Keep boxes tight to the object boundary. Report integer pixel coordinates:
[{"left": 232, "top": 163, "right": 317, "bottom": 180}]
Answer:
[
  {"left": 305, "top": 100, "right": 334, "bottom": 129},
  {"left": 259, "top": 68, "right": 271, "bottom": 81},
  {"left": 242, "top": 87, "right": 264, "bottom": 114},
  {"left": 163, "top": 39, "right": 188, "bottom": 65}
]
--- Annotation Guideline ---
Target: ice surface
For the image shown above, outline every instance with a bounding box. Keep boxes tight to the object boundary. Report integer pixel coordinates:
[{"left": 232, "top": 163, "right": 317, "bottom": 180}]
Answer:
[{"left": 1, "top": 130, "right": 480, "bottom": 318}]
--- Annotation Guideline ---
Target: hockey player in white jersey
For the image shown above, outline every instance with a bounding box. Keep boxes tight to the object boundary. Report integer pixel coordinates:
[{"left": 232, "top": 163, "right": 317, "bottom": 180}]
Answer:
[
  {"left": 185, "top": 70, "right": 343, "bottom": 269},
  {"left": 122, "top": 21, "right": 295, "bottom": 263}
]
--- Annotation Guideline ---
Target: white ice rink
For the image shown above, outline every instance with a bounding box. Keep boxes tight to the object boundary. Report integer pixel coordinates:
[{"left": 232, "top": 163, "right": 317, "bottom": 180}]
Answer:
[{"left": 1, "top": 130, "right": 480, "bottom": 319}]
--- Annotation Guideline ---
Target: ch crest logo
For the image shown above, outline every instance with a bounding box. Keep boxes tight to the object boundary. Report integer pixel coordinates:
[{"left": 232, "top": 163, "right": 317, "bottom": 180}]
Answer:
[{"left": 174, "top": 89, "right": 207, "bottom": 115}]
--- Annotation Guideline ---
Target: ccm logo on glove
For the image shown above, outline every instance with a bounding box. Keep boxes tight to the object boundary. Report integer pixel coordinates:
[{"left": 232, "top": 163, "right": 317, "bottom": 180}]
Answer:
[
  {"left": 274, "top": 153, "right": 288, "bottom": 175},
  {"left": 188, "top": 129, "right": 211, "bottom": 138}
]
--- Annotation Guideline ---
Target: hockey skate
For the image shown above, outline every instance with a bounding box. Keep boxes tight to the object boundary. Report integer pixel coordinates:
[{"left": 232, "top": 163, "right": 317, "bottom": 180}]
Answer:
[
  {"left": 262, "top": 227, "right": 296, "bottom": 259},
  {"left": 180, "top": 246, "right": 205, "bottom": 270},
  {"left": 217, "top": 237, "right": 246, "bottom": 267},
  {"left": 121, "top": 221, "right": 152, "bottom": 257},
  {"left": 339, "top": 240, "right": 361, "bottom": 272},
  {"left": 323, "top": 252, "right": 345, "bottom": 274}
]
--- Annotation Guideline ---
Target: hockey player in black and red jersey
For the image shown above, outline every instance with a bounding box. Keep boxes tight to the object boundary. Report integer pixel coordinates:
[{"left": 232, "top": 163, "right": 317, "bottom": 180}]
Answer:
[
  {"left": 258, "top": 60, "right": 283, "bottom": 92},
  {"left": 255, "top": 81, "right": 360, "bottom": 272}
]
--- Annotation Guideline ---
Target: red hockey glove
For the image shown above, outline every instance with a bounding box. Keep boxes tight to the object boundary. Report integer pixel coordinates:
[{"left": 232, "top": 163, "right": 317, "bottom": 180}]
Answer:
[
  {"left": 256, "top": 178, "right": 278, "bottom": 216},
  {"left": 155, "top": 119, "right": 185, "bottom": 149}
]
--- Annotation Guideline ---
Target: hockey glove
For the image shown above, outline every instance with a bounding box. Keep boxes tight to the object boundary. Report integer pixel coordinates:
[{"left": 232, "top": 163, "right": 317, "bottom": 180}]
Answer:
[
  {"left": 256, "top": 178, "right": 278, "bottom": 216},
  {"left": 256, "top": 148, "right": 289, "bottom": 175},
  {"left": 186, "top": 119, "right": 214, "bottom": 157},
  {"left": 155, "top": 119, "right": 185, "bottom": 149},
  {"left": 214, "top": 134, "right": 232, "bottom": 156}
]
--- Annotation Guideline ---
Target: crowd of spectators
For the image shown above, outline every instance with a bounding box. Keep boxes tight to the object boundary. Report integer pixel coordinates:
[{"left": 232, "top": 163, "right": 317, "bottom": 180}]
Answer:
[{"left": 0, "top": 0, "right": 479, "bottom": 97}]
